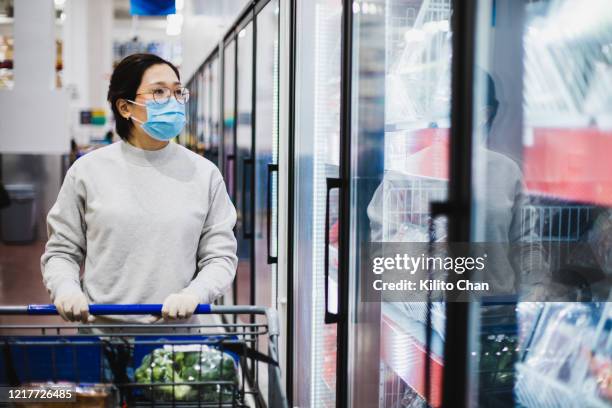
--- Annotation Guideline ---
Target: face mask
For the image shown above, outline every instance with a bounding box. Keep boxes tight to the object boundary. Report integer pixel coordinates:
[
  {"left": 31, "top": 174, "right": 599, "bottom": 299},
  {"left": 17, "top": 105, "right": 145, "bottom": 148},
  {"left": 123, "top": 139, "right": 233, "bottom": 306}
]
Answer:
[{"left": 127, "top": 98, "right": 186, "bottom": 141}]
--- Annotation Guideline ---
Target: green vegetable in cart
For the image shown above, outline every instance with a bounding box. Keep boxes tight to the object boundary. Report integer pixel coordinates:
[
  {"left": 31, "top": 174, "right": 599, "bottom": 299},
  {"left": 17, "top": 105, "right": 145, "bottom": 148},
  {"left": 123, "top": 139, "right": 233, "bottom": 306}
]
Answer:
[{"left": 134, "top": 345, "right": 238, "bottom": 402}]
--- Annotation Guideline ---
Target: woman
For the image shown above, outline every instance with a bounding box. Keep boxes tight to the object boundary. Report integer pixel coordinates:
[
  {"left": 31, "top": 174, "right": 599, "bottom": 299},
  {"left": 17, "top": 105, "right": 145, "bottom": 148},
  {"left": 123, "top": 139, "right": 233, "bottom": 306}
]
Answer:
[{"left": 41, "top": 54, "right": 237, "bottom": 325}]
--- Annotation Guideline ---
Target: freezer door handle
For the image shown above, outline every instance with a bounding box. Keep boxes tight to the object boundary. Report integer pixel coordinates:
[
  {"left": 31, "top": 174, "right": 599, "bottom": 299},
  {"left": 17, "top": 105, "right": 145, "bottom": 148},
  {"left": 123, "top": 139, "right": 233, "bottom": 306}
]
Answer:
[
  {"left": 266, "top": 163, "right": 278, "bottom": 264},
  {"left": 224, "top": 154, "right": 235, "bottom": 198},
  {"left": 241, "top": 156, "right": 254, "bottom": 239},
  {"left": 325, "top": 177, "right": 342, "bottom": 324}
]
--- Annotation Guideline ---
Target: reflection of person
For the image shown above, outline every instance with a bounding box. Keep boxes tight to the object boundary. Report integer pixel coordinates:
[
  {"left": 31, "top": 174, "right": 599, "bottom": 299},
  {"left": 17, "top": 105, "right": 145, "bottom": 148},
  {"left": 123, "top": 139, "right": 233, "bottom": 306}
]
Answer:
[
  {"left": 367, "top": 67, "right": 551, "bottom": 408},
  {"left": 41, "top": 54, "right": 237, "bottom": 325},
  {"left": 473, "top": 69, "right": 550, "bottom": 298},
  {"left": 367, "top": 69, "right": 550, "bottom": 298}
]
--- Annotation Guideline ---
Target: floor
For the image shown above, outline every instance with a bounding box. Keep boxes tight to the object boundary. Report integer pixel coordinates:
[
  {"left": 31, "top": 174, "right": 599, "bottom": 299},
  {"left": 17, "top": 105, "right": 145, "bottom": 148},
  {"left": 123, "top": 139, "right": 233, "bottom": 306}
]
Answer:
[{"left": 0, "top": 240, "right": 63, "bottom": 325}]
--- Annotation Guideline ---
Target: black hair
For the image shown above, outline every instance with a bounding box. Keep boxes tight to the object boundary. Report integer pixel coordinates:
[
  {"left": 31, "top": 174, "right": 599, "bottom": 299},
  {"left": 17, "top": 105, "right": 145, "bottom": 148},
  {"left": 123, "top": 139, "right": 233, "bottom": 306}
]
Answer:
[
  {"left": 107, "top": 53, "right": 180, "bottom": 141},
  {"left": 476, "top": 67, "right": 500, "bottom": 133}
]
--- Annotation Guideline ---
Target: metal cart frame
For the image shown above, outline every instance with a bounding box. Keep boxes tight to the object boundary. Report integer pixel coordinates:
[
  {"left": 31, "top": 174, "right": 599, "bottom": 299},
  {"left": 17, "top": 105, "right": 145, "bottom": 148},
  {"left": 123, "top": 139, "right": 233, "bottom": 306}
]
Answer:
[{"left": 0, "top": 304, "right": 288, "bottom": 408}]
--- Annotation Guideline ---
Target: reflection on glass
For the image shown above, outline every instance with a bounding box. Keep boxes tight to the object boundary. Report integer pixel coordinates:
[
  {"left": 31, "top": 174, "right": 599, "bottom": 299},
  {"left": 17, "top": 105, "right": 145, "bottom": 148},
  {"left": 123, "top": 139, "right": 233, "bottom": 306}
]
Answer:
[
  {"left": 221, "top": 42, "right": 236, "bottom": 308},
  {"left": 252, "top": 3, "right": 280, "bottom": 400},
  {"left": 181, "top": 76, "right": 192, "bottom": 147},
  {"left": 470, "top": 1, "right": 612, "bottom": 407},
  {"left": 201, "top": 61, "right": 220, "bottom": 166},
  {"left": 184, "top": 72, "right": 201, "bottom": 148},
  {"left": 198, "top": 67, "right": 207, "bottom": 149},
  {"left": 293, "top": 0, "right": 342, "bottom": 406},
  {"left": 354, "top": 0, "right": 452, "bottom": 407},
  {"left": 223, "top": 40, "right": 236, "bottom": 197},
  {"left": 210, "top": 57, "right": 221, "bottom": 166}
]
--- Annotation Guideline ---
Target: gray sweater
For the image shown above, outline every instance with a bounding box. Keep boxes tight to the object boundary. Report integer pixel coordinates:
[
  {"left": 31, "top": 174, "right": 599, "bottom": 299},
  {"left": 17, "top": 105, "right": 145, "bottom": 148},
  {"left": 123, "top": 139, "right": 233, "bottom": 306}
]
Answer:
[{"left": 41, "top": 140, "right": 237, "bottom": 322}]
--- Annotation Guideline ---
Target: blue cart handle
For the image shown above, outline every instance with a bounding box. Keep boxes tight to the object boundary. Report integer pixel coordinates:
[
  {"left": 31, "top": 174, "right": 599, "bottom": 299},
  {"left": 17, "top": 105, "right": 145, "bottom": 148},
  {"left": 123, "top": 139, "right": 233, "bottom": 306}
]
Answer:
[{"left": 23, "top": 304, "right": 212, "bottom": 315}]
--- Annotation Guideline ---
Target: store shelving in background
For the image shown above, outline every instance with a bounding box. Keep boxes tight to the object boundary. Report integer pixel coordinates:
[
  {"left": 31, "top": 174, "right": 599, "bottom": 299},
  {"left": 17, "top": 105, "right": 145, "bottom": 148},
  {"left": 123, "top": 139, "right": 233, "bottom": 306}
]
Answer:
[{"left": 0, "top": 0, "right": 65, "bottom": 90}]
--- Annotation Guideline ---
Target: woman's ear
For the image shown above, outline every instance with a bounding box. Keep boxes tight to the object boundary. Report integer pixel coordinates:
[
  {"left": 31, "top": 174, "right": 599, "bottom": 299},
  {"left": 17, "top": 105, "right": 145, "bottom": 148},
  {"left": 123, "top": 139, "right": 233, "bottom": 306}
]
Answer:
[{"left": 116, "top": 99, "right": 131, "bottom": 120}]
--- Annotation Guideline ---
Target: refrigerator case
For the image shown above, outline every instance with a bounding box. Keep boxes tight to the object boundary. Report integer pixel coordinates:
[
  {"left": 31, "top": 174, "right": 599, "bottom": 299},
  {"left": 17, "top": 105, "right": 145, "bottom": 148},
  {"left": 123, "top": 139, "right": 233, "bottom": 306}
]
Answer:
[
  {"left": 344, "top": 0, "right": 612, "bottom": 407},
  {"left": 291, "top": 0, "right": 611, "bottom": 406},
  {"left": 235, "top": 22, "right": 254, "bottom": 312},
  {"left": 254, "top": 0, "right": 280, "bottom": 315},
  {"left": 209, "top": 57, "right": 221, "bottom": 167},
  {"left": 222, "top": 40, "right": 237, "bottom": 308},
  {"left": 292, "top": 0, "right": 342, "bottom": 406},
  {"left": 253, "top": 0, "right": 281, "bottom": 395},
  {"left": 513, "top": 1, "right": 612, "bottom": 405},
  {"left": 348, "top": 0, "right": 453, "bottom": 406},
  {"left": 223, "top": 40, "right": 237, "bottom": 201},
  {"left": 469, "top": 0, "right": 612, "bottom": 406}
]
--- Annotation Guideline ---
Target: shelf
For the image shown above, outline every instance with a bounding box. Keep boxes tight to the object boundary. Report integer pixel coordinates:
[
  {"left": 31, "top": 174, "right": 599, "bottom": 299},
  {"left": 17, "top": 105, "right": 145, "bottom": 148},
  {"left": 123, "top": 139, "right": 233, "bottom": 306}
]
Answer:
[
  {"left": 380, "top": 303, "right": 445, "bottom": 407},
  {"left": 516, "top": 363, "right": 610, "bottom": 408}
]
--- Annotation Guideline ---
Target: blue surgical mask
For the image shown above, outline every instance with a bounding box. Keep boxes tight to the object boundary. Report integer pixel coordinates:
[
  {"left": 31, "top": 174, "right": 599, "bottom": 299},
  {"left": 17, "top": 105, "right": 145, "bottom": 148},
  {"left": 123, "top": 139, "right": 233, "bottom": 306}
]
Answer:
[{"left": 127, "top": 98, "right": 186, "bottom": 141}]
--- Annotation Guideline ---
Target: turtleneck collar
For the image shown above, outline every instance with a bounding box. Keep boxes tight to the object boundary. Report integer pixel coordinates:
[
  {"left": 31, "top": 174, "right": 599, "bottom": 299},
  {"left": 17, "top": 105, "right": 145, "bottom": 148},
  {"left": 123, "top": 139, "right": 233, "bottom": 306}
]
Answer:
[{"left": 119, "top": 140, "right": 176, "bottom": 167}]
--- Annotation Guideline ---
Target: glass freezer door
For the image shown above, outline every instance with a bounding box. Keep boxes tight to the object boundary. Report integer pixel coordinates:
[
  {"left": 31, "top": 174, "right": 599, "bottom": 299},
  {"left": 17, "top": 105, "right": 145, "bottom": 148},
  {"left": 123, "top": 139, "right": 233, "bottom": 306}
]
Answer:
[
  {"left": 466, "top": 1, "right": 612, "bottom": 407},
  {"left": 209, "top": 57, "right": 221, "bottom": 167},
  {"left": 222, "top": 40, "right": 236, "bottom": 307},
  {"left": 223, "top": 40, "right": 236, "bottom": 201},
  {"left": 344, "top": 0, "right": 452, "bottom": 407},
  {"left": 292, "top": 0, "right": 343, "bottom": 406},
  {"left": 236, "top": 22, "right": 255, "bottom": 311},
  {"left": 254, "top": 0, "right": 280, "bottom": 311},
  {"left": 201, "top": 63, "right": 212, "bottom": 162}
]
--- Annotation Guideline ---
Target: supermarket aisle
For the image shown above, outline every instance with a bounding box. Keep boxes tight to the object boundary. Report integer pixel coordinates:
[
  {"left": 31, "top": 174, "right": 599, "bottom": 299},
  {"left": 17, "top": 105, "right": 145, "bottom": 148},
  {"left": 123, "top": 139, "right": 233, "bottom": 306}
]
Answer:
[{"left": 0, "top": 0, "right": 611, "bottom": 407}]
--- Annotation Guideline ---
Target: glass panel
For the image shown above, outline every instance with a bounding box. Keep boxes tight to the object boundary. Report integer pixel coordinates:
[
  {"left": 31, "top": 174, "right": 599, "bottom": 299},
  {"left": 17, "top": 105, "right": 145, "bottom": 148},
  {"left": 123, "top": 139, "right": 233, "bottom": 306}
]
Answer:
[
  {"left": 347, "top": 0, "right": 452, "bottom": 407},
  {"left": 182, "top": 73, "right": 199, "bottom": 148},
  {"left": 180, "top": 78, "right": 190, "bottom": 147},
  {"left": 253, "top": 3, "right": 280, "bottom": 404},
  {"left": 469, "top": 1, "right": 612, "bottom": 407},
  {"left": 197, "top": 68, "right": 205, "bottom": 150},
  {"left": 223, "top": 40, "right": 236, "bottom": 197},
  {"left": 293, "top": 0, "right": 342, "bottom": 406},
  {"left": 235, "top": 22, "right": 254, "bottom": 310},
  {"left": 206, "top": 63, "right": 212, "bottom": 149},
  {"left": 222, "top": 42, "right": 236, "bottom": 308},
  {"left": 194, "top": 73, "right": 199, "bottom": 148},
  {"left": 210, "top": 57, "right": 221, "bottom": 167},
  {"left": 192, "top": 71, "right": 198, "bottom": 149},
  {"left": 254, "top": 0, "right": 279, "bottom": 312},
  {"left": 202, "top": 62, "right": 219, "bottom": 164},
  {"left": 200, "top": 65, "right": 209, "bottom": 152}
]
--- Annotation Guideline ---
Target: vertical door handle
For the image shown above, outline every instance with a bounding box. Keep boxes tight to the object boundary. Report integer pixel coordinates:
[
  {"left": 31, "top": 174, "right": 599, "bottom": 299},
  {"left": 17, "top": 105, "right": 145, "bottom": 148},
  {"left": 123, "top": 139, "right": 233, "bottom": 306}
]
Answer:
[
  {"left": 225, "top": 154, "right": 235, "bottom": 195},
  {"left": 325, "top": 177, "right": 342, "bottom": 324},
  {"left": 241, "top": 157, "right": 253, "bottom": 239},
  {"left": 267, "top": 163, "right": 279, "bottom": 264}
]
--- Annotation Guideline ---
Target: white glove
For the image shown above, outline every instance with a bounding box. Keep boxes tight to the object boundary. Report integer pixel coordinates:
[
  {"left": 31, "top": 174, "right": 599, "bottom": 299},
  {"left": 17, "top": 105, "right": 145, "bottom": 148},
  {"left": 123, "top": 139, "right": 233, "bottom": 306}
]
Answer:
[
  {"left": 161, "top": 291, "right": 200, "bottom": 320},
  {"left": 54, "top": 289, "right": 89, "bottom": 323}
]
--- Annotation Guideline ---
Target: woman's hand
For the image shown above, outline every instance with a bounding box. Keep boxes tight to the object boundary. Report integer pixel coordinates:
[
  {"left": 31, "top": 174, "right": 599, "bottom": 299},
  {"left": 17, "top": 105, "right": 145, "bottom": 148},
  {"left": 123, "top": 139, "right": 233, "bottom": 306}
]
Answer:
[
  {"left": 54, "top": 290, "right": 89, "bottom": 323},
  {"left": 161, "top": 292, "right": 200, "bottom": 320}
]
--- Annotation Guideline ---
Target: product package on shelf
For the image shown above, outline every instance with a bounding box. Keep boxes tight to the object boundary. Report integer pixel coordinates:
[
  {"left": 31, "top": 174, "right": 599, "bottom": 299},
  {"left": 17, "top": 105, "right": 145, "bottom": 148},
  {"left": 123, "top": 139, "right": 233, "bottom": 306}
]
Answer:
[{"left": 516, "top": 302, "right": 611, "bottom": 407}]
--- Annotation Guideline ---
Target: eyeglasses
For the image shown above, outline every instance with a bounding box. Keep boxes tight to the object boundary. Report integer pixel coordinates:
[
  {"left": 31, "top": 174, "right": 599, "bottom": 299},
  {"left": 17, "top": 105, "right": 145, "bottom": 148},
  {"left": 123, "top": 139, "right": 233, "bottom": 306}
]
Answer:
[{"left": 136, "top": 87, "right": 190, "bottom": 105}]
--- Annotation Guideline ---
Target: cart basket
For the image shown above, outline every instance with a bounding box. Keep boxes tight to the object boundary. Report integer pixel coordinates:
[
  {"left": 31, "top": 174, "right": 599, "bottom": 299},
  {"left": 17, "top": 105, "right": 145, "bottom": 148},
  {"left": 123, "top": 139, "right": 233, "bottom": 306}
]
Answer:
[{"left": 0, "top": 304, "right": 288, "bottom": 408}]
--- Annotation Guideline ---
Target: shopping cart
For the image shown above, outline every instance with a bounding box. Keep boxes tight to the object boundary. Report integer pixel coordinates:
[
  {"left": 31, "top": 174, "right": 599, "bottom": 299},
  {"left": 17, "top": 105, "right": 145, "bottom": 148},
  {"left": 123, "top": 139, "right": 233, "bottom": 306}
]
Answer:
[{"left": 0, "top": 304, "right": 288, "bottom": 408}]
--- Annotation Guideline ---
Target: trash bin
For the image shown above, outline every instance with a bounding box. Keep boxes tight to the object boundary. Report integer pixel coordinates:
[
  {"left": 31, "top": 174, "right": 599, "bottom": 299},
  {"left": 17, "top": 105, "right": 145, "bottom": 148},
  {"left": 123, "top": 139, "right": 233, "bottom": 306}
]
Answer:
[{"left": 1, "top": 184, "right": 37, "bottom": 243}]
